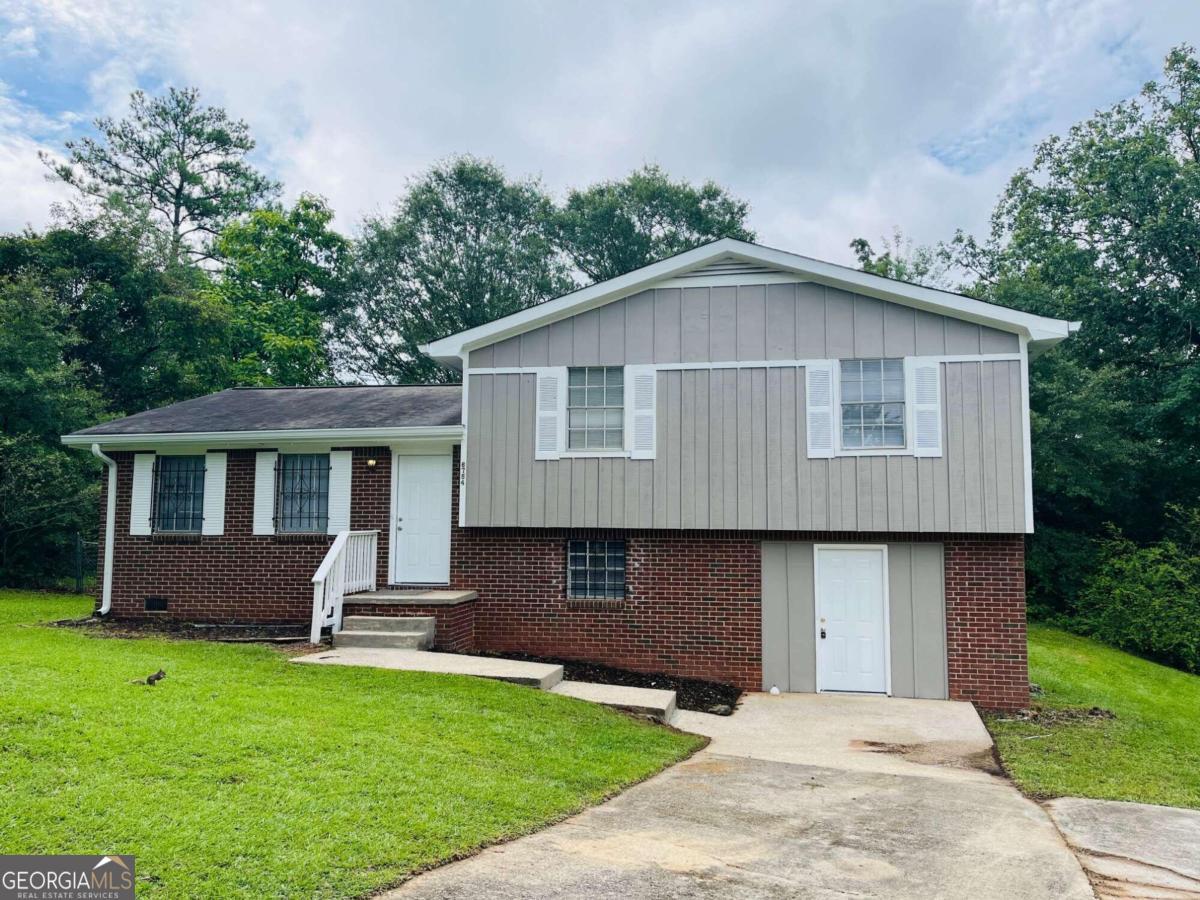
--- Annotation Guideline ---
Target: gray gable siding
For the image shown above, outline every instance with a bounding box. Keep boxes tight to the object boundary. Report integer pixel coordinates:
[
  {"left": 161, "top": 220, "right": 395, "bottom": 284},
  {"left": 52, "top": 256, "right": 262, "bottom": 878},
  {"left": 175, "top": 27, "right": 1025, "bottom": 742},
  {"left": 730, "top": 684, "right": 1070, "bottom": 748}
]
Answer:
[
  {"left": 467, "top": 282, "right": 1019, "bottom": 367},
  {"left": 463, "top": 359, "right": 1025, "bottom": 532}
]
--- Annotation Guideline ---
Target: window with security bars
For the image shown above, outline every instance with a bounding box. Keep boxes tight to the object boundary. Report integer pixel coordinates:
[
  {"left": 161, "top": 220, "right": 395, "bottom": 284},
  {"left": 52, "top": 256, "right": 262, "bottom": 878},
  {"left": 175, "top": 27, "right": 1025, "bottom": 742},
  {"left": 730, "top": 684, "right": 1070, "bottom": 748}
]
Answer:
[
  {"left": 568, "top": 367, "right": 624, "bottom": 450},
  {"left": 840, "top": 358, "right": 906, "bottom": 449},
  {"left": 276, "top": 453, "right": 330, "bottom": 533},
  {"left": 152, "top": 455, "right": 205, "bottom": 533},
  {"left": 566, "top": 540, "right": 626, "bottom": 600}
]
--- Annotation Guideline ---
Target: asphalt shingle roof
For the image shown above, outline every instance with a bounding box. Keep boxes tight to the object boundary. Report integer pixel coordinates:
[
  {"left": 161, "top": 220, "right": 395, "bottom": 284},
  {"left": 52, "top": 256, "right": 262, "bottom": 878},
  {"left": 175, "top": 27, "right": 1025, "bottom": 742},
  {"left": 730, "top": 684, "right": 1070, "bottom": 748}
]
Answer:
[{"left": 68, "top": 385, "right": 462, "bottom": 436}]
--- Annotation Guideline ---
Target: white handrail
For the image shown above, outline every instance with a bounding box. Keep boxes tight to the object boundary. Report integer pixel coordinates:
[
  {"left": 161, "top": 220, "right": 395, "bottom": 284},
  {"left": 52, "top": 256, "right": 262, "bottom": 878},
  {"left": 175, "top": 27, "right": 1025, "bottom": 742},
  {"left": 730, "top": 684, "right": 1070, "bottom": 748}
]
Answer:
[{"left": 310, "top": 530, "right": 378, "bottom": 643}]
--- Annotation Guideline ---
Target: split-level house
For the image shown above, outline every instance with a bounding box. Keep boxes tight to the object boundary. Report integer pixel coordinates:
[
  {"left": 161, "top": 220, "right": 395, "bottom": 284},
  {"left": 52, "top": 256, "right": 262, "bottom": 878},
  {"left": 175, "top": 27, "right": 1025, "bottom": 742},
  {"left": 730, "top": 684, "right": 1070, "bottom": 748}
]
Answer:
[{"left": 63, "top": 239, "right": 1078, "bottom": 711}]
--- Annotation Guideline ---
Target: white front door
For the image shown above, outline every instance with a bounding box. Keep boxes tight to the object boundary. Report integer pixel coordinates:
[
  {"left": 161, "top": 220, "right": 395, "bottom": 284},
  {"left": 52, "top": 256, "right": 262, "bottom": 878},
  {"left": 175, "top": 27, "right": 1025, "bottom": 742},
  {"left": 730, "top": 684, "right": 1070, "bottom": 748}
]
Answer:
[
  {"left": 815, "top": 547, "right": 889, "bottom": 694},
  {"left": 390, "top": 454, "right": 452, "bottom": 584}
]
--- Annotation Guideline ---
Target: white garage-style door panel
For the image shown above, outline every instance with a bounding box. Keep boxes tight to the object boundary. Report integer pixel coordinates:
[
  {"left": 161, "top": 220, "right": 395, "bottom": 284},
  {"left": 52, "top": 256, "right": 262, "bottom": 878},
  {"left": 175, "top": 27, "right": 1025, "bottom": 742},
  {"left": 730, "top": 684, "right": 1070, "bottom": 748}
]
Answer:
[
  {"left": 815, "top": 547, "right": 889, "bottom": 694},
  {"left": 390, "top": 454, "right": 452, "bottom": 584}
]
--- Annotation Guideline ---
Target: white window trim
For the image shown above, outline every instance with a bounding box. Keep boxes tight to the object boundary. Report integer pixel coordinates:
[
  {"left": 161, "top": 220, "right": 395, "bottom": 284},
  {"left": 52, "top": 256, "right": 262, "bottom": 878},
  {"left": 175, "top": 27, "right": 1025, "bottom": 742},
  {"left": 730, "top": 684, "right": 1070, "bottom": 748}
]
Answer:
[
  {"left": 564, "top": 365, "right": 628, "bottom": 456},
  {"left": 833, "top": 358, "right": 911, "bottom": 457}
]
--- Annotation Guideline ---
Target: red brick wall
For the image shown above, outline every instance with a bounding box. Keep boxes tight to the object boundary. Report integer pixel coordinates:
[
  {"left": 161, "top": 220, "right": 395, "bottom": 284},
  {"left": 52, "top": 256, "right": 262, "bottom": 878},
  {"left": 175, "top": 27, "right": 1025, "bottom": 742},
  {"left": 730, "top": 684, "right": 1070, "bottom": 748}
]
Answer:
[
  {"left": 100, "top": 446, "right": 393, "bottom": 622},
  {"left": 944, "top": 536, "right": 1028, "bottom": 711}
]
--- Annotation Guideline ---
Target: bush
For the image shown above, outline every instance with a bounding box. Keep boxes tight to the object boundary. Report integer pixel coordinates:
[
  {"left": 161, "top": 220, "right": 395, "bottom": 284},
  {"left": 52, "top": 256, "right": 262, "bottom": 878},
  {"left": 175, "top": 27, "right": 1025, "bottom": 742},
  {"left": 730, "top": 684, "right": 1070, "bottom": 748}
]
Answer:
[{"left": 1077, "top": 517, "right": 1200, "bottom": 673}]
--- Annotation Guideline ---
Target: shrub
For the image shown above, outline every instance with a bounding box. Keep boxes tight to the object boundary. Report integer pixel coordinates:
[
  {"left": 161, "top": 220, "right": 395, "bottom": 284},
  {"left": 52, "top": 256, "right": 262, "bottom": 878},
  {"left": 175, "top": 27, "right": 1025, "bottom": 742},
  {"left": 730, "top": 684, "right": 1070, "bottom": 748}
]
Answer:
[{"left": 1077, "top": 517, "right": 1200, "bottom": 673}]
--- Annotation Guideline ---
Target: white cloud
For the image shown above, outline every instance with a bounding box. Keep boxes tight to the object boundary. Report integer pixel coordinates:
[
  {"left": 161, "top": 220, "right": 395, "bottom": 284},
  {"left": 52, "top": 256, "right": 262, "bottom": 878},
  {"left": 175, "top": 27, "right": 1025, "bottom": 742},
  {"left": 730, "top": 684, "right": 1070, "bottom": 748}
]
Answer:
[{"left": 1, "top": 0, "right": 1199, "bottom": 261}]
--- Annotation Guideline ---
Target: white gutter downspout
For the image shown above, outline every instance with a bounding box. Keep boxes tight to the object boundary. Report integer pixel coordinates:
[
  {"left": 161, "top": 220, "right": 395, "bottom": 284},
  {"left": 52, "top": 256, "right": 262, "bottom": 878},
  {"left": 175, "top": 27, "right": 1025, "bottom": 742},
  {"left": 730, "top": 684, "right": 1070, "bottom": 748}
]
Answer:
[{"left": 90, "top": 443, "right": 116, "bottom": 615}]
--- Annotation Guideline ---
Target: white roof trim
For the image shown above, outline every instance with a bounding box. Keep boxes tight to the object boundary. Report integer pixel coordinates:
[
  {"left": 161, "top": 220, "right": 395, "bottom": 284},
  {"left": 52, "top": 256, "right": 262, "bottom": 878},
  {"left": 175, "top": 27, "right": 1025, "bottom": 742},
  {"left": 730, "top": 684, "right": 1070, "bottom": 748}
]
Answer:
[
  {"left": 63, "top": 425, "right": 463, "bottom": 450},
  {"left": 420, "top": 239, "right": 1079, "bottom": 366}
]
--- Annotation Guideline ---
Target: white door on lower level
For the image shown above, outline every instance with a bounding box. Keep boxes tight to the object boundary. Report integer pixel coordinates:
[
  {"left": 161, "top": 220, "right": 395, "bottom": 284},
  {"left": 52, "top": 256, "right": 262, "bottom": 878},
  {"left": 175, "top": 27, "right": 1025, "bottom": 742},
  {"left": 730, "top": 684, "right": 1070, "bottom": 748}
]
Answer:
[
  {"left": 390, "top": 454, "right": 452, "bottom": 584},
  {"left": 815, "top": 547, "right": 888, "bottom": 694}
]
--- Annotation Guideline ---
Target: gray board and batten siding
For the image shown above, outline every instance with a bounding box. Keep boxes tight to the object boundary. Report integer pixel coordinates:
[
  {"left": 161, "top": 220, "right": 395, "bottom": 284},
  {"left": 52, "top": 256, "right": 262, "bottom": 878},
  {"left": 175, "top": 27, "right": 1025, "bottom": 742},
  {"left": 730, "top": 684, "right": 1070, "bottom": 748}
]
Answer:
[
  {"left": 463, "top": 282, "right": 1026, "bottom": 532},
  {"left": 761, "top": 542, "right": 947, "bottom": 698}
]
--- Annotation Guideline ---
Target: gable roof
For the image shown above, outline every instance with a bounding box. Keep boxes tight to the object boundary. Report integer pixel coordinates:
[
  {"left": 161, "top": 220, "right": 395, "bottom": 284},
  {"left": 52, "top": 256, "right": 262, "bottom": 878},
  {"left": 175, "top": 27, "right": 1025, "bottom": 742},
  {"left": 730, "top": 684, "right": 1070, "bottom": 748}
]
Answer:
[
  {"left": 421, "top": 239, "right": 1079, "bottom": 367},
  {"left": 62, "top": 385, "right": 462, "bottom": 447}
]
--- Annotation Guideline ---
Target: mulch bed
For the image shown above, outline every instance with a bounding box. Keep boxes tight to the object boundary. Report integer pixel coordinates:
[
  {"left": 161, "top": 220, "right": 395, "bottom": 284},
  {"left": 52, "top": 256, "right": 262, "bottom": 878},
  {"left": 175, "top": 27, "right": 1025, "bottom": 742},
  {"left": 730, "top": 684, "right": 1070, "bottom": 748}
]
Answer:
[
  {"left": 454, "top": 650, "right": 742, "bottom": 715},
  {"left": 53, "top": 616, "right": 311, "bottom": 644}
]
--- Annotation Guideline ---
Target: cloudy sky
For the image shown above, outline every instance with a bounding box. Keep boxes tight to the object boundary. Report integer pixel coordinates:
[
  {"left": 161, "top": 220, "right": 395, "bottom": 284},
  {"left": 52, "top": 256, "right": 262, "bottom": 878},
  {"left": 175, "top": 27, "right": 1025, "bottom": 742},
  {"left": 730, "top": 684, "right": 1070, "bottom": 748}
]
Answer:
[{"left": 1, "top": 0, "right": 1197, "bottom": 263}]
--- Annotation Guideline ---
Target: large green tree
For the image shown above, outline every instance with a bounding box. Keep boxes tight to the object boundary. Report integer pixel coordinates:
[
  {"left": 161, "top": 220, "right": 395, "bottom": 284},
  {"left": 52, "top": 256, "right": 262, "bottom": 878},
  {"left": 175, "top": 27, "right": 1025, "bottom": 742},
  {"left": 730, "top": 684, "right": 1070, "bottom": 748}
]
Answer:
[
  {"left": 337, "top": 156, "right": 572, "bottom": 383},
  {"left": 941, "top": 45, "right": 1200, "bottom": 613},
  {"left": 0, "top": 226, "right": 231, "bottom": 415},
  {"left": 213, "top": 195, "right": 349, "bottom": 386},
  {"left": 43, "top": 87, "right": 279, "bottom": 262},
  {"left": 0, "top": 277, "right": 103, "bottom": 585},
  {"left": 555, "top": 164, "right": 755, "bottom": 282}
]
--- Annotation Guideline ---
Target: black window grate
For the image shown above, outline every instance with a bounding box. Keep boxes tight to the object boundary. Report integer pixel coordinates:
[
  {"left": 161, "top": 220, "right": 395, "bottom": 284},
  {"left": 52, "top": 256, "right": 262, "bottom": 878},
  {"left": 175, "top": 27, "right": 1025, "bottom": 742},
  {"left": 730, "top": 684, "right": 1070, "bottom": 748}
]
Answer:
[
  {"left": 567, "top": 539, "right": 626, "bottom": 600},
  {"left": 152, "top": 456, "right": 205, "bottom": 533},
  {"left": 277, "top": 453, "right": 330, "bottom": 533}
]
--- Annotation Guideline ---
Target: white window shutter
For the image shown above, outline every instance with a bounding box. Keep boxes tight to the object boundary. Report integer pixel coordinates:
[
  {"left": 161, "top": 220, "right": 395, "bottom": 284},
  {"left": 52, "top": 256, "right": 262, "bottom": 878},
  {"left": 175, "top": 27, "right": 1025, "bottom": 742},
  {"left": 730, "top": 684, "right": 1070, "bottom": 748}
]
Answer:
[
  {"left": 326, "top": 450, "right": 353, "bottom": 534},
  {"left": 626, "top": 365, "right": 657, "bottom": 459},
  {"left": 908, "top": 357, "right": 943, "bottom": 458},
  {"left": 201, "top": 452, "right": 226, "bottom": 535},
  {"left": 129, "top": 453, "right": 155, "bottom": 535},
  {"left": 534, "top": 368, "right": 566, "bottom": 460},
  {"left": 805, "top": 361, "right": 836, "bottom": 458},
  {"left": 253, "top": 451, "right": 278, "bottom": 535}
]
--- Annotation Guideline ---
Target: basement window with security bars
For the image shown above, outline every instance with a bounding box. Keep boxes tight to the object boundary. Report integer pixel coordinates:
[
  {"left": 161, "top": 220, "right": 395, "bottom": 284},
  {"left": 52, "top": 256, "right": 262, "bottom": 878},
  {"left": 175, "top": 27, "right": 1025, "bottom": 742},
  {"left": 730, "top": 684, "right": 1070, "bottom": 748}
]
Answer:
[
  {"left": 276, "top": 453, "right": 330, "bottom": 533},
  {"left": 567, "top": 367, "right": 624, "bottom": 450},
  {"left": 566, "top": 540, "right": 626, "bottom": 600},
  {"left": 152, "top": 455, "right": 205, "bottom": 533}
]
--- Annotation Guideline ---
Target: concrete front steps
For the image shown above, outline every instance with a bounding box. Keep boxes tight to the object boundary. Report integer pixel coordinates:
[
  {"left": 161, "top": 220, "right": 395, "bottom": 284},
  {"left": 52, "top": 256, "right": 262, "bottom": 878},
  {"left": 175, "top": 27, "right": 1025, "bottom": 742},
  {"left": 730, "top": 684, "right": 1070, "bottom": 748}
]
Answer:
[
  {"left": 334, "top": 616, "right": 434, "bottom": 650},
  {"left": 293, "top": 646, "right": 678, "bottom": 723}
]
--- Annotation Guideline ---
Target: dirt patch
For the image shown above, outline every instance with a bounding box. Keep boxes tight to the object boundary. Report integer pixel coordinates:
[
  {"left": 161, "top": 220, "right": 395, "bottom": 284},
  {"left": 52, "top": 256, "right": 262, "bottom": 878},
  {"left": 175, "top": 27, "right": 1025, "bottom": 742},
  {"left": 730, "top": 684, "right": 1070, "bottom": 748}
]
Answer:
[
  {"left": 442, "top": 650, "right": 742, "bottom": 715},
  {"left": 54, "top": 616, "right": 312, "bottom": 645},
  {"left": 1000, "top": 704, "right": 1116, "bottom": 726},
  {"left": 850, "top": 739, "right": 1003, "bottom": 774}
]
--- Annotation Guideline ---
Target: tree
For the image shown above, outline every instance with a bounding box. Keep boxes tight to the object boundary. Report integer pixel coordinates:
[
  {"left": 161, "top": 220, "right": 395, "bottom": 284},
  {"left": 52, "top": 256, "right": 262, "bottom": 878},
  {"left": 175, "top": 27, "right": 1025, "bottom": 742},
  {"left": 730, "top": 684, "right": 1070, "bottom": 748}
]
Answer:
[
  {"left": 850, "top": 229, "right": 952, "bottom": 288},
  {"left": 555, "top": 165, "right": 755, "bottom": 282},
  {"left": 0, "top": 277, "right": 103, "bottom": 585},
  {"left": 940, "top": 44, "right": 1200, "bottom": 613},
  {"left": 43, "top": 87, "right": 278, "bottom": 262},
  {"left": 0, "top": 226, "right": 232, "bottom": 415},
  {"left": 338, "top": 157, "right": 572, "bottom": 383},
  {"left": 213, "top": 195, "right": 349, "bottom": 386}
]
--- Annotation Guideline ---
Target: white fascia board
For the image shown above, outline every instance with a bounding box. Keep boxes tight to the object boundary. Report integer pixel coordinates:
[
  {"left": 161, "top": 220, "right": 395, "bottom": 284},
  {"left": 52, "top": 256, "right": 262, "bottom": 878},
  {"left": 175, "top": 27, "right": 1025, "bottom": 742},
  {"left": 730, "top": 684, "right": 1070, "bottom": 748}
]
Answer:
[
  {"left": 63, "top": 425, "right": 464, "bottom": 451},
  {"left": 420, "top": 238, "right": 1079, "bottom": 364}
]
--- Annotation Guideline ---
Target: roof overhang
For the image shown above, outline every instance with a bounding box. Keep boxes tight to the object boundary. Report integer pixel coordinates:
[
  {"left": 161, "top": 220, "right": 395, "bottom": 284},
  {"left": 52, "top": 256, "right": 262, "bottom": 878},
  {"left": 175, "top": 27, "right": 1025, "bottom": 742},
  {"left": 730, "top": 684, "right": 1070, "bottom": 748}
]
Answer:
[
  {"left": 62, "top": 425, "right": 464, "bottom": 452},
  {"left": 420, "top": 238, "right": 1080, "bottom": 368}
]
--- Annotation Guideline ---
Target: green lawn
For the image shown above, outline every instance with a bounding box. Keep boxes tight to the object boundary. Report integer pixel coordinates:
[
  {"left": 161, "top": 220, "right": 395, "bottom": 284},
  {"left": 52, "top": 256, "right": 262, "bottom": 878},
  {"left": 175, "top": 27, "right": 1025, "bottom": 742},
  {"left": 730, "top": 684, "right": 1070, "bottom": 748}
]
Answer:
[
  {"left": 0, "top": 590, "right": 702, "bottom": 897},
  {"left": 988, "top": 624, "right": 1200, "bottom": 810}
]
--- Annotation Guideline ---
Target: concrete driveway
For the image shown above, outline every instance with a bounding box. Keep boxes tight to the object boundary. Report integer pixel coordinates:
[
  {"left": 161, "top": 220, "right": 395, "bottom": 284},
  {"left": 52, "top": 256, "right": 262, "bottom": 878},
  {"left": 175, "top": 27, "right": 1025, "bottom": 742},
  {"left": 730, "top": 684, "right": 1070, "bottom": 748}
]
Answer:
[{"left": 388, "top": 693, "right": 1094, "bottom": 899}]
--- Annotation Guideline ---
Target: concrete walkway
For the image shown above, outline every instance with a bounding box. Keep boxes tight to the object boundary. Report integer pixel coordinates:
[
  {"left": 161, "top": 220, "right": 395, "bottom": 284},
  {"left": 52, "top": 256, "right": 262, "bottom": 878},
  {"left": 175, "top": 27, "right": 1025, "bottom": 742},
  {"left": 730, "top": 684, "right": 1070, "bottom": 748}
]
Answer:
[
  {"left": 292, "top": 647, "right": 678, "bottom": 721},
  {"left": 386, "top": 693, "right": 1094, "bottom": 899},
  {"left": 1045, "top": 797, "right": 1200, "bottom": 897}
]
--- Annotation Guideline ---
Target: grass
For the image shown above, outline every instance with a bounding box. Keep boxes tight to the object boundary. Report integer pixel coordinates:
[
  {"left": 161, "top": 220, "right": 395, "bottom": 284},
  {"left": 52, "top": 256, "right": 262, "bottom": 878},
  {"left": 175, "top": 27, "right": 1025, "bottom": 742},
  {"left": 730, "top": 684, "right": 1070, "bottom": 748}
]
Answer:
[
  {"left": 0, "top": 590, "right": 703, "bottom": 897},
  {"left": 987, "top": 624, "right": 1200, "bottom": 810}
]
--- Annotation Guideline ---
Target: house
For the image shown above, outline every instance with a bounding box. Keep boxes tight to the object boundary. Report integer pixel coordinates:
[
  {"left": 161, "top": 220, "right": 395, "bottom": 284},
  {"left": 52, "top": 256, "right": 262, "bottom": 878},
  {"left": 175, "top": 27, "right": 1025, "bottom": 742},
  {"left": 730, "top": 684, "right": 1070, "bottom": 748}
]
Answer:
[{"left": 63, "top": 239, "right": 1078, "bottom": 711}]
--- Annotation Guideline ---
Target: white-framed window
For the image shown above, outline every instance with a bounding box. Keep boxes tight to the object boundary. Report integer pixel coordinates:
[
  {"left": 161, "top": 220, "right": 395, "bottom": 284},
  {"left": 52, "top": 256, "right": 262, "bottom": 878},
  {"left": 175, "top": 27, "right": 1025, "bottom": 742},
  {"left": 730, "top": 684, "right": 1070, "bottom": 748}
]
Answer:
[
  {"left": 567, "top": 366, "right": 624, "bottom": 450},
  {"left": 839, "top": 358, "right": 906, "bottom": 450}
]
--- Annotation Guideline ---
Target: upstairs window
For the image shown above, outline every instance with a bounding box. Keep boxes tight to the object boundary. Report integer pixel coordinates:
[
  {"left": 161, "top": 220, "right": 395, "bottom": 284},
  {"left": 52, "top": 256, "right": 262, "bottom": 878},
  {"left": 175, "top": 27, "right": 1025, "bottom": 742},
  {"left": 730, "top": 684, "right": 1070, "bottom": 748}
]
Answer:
[
  {"left": 567, "top": 367, "right": 624, "bottom": 450},
  {"left": 567, "top": 539, "right": 626, "bottom": 600},
  {"left": 152, "top": 456, "right": 205, "bottom": 533},
  {"left": 840, "top": 358, "right": 905, "bottom": 449},
  {"left": 277, "top": 453, "right": 329, "bottom": 533}
]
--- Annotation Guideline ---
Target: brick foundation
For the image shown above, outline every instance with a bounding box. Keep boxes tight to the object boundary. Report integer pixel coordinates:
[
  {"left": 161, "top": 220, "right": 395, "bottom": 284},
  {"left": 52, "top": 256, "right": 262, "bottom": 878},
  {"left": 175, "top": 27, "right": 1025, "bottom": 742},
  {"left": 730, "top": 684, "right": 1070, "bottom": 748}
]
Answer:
[
  {"left": 944, "top": 536, "right": 1028, "bottom": 711},
  {"left": 98, "top": 445, "right": 1029, "bottom": 708}
]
